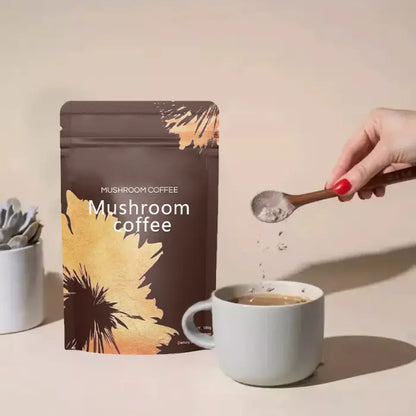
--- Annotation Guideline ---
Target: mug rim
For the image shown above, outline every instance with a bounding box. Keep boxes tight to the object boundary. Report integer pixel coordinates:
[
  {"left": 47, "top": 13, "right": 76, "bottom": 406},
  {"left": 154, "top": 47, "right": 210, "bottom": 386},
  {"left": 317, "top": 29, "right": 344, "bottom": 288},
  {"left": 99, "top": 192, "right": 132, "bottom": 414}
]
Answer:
[{"left": 213, "top": 280, "right": 324, "bottom": 309}]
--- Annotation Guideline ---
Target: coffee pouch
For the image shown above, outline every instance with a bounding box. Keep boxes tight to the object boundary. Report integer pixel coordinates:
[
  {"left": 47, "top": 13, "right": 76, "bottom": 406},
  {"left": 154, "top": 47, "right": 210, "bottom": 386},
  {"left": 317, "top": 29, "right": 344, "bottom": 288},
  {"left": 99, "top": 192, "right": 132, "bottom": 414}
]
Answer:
[{"left": 60, "top": 101, "right": 219, "bottom": 354}]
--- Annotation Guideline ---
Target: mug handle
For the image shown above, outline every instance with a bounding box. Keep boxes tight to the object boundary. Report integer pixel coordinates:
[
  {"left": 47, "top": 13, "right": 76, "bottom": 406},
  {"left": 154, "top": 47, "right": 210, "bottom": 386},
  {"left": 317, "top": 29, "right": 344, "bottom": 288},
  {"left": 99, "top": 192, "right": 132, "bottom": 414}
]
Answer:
[{"left": 181, "top": 298, "right": 215, "bottom": 349}]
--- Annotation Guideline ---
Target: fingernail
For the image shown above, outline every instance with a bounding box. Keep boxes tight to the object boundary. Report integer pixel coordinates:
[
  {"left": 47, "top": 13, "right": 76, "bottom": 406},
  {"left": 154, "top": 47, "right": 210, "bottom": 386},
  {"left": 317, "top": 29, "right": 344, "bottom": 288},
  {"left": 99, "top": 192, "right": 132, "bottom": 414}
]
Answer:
[{"left": 333, "top": 178, "right": 352, "bottom": 195}]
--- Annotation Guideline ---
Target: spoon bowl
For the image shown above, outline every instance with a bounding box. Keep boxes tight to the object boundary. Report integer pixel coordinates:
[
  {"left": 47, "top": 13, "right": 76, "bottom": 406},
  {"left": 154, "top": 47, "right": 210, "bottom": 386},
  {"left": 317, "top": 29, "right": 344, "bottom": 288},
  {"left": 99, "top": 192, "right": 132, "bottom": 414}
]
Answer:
[{"left": 251, "top": 191, "right": 295, "bottom": 223}]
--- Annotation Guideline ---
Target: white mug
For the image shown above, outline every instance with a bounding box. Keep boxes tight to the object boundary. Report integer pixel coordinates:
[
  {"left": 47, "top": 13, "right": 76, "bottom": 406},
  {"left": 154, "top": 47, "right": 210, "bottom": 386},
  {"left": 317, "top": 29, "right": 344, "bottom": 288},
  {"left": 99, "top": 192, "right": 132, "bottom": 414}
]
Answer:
[{"left": 182, "top": 280, "right": 324, "bottom": 386}]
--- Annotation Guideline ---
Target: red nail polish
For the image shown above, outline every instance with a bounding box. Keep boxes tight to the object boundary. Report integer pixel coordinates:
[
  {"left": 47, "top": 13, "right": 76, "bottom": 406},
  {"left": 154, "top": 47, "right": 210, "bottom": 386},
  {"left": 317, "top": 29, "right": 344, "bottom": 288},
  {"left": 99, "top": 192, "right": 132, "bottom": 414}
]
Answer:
[{"left": 333, "top": 178, "right": 352, "bottom": 195}]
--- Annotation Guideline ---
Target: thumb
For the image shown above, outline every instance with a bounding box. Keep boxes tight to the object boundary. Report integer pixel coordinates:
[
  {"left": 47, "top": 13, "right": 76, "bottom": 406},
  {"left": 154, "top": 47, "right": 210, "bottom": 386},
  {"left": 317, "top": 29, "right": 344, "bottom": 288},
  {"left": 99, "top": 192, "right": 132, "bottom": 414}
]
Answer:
[{"left": 333, "top": 144, "right": 390, "bottom": 195}]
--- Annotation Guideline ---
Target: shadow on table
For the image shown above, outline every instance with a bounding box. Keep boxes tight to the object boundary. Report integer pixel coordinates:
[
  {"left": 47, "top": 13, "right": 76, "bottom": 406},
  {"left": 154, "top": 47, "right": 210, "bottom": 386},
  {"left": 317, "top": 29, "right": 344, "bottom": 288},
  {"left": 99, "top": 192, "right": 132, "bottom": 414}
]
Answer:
[
  {"left": 43, "top": 272, "right": 63, "bottom": 325},
  {"left": 285, "top": 335, "right": 416, "bottom": 387},
  {"left": 282, "top": 244, "right": 416, "bottom": 295}
]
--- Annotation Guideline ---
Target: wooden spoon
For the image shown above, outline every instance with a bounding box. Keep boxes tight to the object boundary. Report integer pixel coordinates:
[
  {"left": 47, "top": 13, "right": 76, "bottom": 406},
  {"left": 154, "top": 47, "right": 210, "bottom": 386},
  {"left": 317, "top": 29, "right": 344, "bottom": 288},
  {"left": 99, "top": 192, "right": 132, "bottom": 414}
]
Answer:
[{"left": 252, "top": 166, "right": 416, "bottom": 223}]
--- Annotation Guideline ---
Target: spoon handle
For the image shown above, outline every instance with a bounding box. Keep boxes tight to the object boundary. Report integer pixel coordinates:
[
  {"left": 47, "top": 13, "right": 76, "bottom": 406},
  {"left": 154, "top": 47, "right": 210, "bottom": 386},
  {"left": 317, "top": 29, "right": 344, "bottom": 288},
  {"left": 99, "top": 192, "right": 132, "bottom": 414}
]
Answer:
[
  {"left": 290, "top": 189, "right": 335, "bottom": 206},
  {"left": 363, "top": 165, "right": 416, "bottom": 188},
  {"left": 290, "top": 166, "right": 416, "bottom": 207}
]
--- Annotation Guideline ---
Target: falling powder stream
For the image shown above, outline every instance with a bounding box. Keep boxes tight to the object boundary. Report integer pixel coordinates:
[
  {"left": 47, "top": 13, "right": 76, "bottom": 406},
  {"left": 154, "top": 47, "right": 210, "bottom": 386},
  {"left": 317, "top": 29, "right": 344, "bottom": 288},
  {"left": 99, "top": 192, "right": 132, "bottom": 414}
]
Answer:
[{"left": 256, "top": 229, "right": 288, "bottom": 288}]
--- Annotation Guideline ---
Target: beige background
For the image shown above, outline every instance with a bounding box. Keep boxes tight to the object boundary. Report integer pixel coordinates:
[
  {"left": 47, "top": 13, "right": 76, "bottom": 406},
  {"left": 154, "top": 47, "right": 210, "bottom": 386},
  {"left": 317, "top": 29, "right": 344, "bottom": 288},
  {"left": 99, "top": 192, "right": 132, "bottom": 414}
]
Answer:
[
  {"left": 1, "top": 0, "right": 416, "bottom": 280},
  {"left": 1, "top": 1, "right": 416, "bottom": 415}
]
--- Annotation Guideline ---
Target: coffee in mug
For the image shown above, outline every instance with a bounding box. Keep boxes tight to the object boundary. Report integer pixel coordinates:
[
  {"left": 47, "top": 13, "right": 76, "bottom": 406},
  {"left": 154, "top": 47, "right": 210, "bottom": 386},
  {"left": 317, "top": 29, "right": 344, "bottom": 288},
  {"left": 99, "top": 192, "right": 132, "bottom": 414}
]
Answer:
[{"left": 232, "top": 293, "right": 309, "bottom": 306}]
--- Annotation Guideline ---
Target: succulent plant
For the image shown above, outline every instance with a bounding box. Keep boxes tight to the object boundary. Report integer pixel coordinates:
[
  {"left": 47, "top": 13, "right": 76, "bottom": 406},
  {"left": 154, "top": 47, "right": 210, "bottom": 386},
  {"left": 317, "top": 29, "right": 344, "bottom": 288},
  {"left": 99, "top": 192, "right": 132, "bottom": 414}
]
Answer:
[{"left": 0, "top": 198, "right": 43, "bottom": 250}]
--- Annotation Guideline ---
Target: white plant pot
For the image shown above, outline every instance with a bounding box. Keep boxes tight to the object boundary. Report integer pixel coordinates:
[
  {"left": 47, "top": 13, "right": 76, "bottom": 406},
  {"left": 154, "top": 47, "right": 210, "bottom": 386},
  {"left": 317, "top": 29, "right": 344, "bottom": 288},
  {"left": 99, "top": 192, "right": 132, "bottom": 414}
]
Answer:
[{"left": 0, "top": 241, "right": 44, "bottom": 334}]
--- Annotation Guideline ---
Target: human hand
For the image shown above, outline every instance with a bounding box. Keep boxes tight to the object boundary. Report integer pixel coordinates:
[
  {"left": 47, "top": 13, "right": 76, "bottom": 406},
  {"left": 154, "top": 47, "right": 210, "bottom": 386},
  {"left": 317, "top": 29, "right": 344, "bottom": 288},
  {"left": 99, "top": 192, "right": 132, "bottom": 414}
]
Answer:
[{"left": 327, "top": 108, "right": 416, "bottom": 201}]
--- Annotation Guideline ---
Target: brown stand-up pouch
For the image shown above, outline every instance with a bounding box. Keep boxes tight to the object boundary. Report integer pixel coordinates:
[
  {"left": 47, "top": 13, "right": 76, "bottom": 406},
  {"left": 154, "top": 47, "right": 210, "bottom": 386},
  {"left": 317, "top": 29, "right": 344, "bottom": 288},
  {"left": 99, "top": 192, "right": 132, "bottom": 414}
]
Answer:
[{"left": 60, "top": 101, "right": 219, "bottom": 354}]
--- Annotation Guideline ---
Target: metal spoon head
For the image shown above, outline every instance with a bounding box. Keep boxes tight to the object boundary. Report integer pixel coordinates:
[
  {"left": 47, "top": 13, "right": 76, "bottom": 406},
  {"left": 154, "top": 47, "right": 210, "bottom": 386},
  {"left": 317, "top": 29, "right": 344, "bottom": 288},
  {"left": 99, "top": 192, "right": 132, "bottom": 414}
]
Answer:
[{"left": 251, "top": 190, "right": 296, "bottom": 223}]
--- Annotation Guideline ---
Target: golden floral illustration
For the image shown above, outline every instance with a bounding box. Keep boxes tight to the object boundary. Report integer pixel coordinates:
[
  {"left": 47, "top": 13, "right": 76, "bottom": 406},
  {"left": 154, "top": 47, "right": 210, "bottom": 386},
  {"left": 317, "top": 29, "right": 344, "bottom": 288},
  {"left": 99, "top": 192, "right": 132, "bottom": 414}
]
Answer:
[
  {"left": 62, "top": 191, "right": 177, "bottom": 354},
  {"left": 158, "top": 102, "right": 219, "bottom": 149}
]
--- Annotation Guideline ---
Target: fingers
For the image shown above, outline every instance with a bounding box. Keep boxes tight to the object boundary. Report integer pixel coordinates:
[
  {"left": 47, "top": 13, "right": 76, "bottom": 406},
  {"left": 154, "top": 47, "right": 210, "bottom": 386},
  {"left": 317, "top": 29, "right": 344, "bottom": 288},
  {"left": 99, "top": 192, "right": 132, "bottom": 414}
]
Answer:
[
  {"left": 383, "top": 163, "right": 412, "bottom": 173},
  {"left": 338, "top": 193, "right": 354, "bottom": 202},
  {"left": 332, "top": 143, "right": 390, "bottom": 196},
  {"left": 374, "top": 186, "right": 385, "bottom": 197},
  {"left": 328, "top": 108, "right": 406, "bottom": 202},
  {"left": 327, "top": 108, "right": 387, "bottom": 189},
  {"left": 327, "top": 127, "right": 374, "bottom": 189},
  {"left": 335, "top": 162, "right": 409, "bottom": 201},
  {"left": 358, "top": 189, "right": 373, "bottom": 200},
  {"left": 339, "top": 186, "right": 386, "bottom": 202}
]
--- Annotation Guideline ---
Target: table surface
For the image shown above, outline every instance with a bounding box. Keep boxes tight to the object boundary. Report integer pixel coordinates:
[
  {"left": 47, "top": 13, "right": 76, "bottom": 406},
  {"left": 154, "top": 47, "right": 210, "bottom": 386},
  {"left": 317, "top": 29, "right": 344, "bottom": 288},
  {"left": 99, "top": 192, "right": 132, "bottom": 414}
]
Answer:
[{"left": 1, "top": 268, "right": 416, "bottom": 416}]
